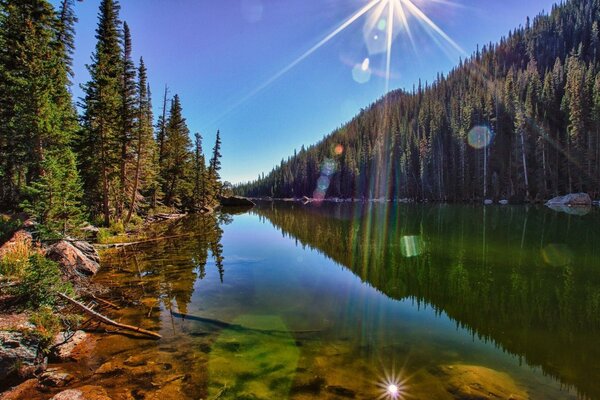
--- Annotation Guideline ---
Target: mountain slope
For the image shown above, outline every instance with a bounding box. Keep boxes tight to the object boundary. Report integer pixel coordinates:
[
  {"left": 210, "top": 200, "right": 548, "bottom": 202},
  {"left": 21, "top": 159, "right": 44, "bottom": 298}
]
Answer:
[{"left": 238, "top": 0, "right": 600, "bottom": 202}]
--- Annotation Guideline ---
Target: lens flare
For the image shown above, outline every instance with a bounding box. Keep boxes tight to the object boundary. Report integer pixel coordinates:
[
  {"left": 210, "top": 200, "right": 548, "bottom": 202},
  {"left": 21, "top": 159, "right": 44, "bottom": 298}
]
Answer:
[
  {"left": 468, "top": 125, "right": 494, "bottom": 149},
  {"left": 400, "top": 235, "right": 424, "bottom": 257},
  {"left": 335, "top": 144, "right": 345, "bottom": 155},
  {"left": 313, "top": 158, "right": 337, "bottom": 201},
  {"left": 375, "top": 366, "right": 411, "bottom": 400}
]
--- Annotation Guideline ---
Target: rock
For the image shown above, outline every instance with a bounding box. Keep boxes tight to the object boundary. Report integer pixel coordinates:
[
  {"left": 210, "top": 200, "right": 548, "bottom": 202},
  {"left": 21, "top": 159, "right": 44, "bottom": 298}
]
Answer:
[
  {"left": 546, "top": 193, "right": 592, "bottom": 206},
  {"left": 499, "top": 199, "right": 509, "bottom": 205},
  {"left": 484, "top": 199, "right": 493, "bottom": 205},
  {"left": 94, "top": 361, "right": 124, "bottom": 375},
  {"left": 219, "top": 196, "right": 256, "bottom": 207},
  {"left": 0, "top": 378, "right": 38, "bottom": 400},
  {"left": 547, "top": 204, "right": 592, "bottom": 216},
  {"left": 0, "top": 331, "right": 45, "bottom": 381},
  {"left": 50, "top": 386, "right": 111, "bottom": 400},
  {"left": 40, "top": 368, "right": 75, "bottom": 387},
  {"left": 52, "top": 330, "right": 88, "bottom": 361},
  {"left": 290, "top": 376, "right": 326, "bottom": 394},
  {"left": 46, "top": 240, "right": 100, "bottom": 276},
  {"left": 438, "top": 364, "right": 528, "bottom": 400}
]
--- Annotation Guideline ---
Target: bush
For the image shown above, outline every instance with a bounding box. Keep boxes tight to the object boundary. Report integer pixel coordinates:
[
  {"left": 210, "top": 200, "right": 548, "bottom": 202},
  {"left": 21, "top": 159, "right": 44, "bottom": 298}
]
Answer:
[
  {"left": 14, "top": 254, "right": 73, "bottom": 308},
  {"left": 29, "top": 305, "right": 62, "bottom": 349},
  {"left": 109, "top": 221, "right": 125, "bottom": 235},
  {"left": 0, "top": 239, "right": 35, "bottom": 278}
]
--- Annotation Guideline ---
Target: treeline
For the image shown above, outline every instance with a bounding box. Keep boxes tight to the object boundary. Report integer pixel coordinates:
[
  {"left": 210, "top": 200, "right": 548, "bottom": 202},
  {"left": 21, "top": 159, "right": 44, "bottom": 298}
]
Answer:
[
  {"left": 0, "top": 0, "right": 224, "bottom": 236},
  {"left": 238, "top": 0, "right": 600, "bottom": 202}
]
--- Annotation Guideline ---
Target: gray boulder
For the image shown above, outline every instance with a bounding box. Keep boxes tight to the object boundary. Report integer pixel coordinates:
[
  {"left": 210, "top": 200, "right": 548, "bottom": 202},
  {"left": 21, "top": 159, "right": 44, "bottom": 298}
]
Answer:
[
  {"left": 0, "top": 331, "right": 45, "bottom": 381},
  {"left": 546, "top": 193, "right": 592, "bottom": 206}
]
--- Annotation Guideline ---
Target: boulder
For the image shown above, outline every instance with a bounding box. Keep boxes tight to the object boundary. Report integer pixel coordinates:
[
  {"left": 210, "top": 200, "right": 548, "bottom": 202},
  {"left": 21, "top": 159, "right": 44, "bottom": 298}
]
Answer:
[
  {"left": 546, "top": 193, "right": 592, "bottom": 206},
  {"left": 50, "top": 386, "right": 111, "bottom": 400},
  {"left": 219, "top": 196, "right": 255, "bottom": 207},
  {"left": 0, "top": 331, "right": 45, "bottom": 381},
  {"left": 52, "top": 330, "right": 88, "bottom": 361},
  {"left": 437, "top": 364, "right": 528, "bottom": 400},
  {"left": 39, "top": 368, "right": 74, "bottom": 387},
  {"left": 484, "top": 199, "right": 493, "bottom": 205},
  {"left": 46, "top": 240, "right": 100, "bottom": 277},
  {"left": 0, "top": 378, "right": 38, "bottom": 400}
]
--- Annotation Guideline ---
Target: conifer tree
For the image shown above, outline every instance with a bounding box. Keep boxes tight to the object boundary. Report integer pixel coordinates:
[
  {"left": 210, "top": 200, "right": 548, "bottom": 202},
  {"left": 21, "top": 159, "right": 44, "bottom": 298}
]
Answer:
[
  {"left": 161, "top": 95, "right": 192, "bottom": 207},
  {"left": 125, "top": 58, "right": 156, "bottom": 224},
  {"left": 22, "top": 149, "right": 84, "bottom": 237},
  {"left": 191, "top": 132, "right": 207, "bottom": 209},
  {"left": 80, "top": 0, "right": 123, "bottom": 225},
  {"left": 118, "top": 21, "right": 136, "bottom": 219},
  {"left": 0, "top": 0, "right": 79, "bottom": 209},
  {"left": 207, "top": 130, "right": 223, "bottom": 202}
]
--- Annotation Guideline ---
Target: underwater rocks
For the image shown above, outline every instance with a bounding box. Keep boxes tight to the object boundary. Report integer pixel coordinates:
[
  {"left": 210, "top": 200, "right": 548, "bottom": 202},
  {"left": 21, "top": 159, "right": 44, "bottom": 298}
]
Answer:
[
  {"left": 436, "top": 364, "right": 528, "bottom": 400},
  {"left": 50, "top": 386, "right": 111, "bottom": 400}
]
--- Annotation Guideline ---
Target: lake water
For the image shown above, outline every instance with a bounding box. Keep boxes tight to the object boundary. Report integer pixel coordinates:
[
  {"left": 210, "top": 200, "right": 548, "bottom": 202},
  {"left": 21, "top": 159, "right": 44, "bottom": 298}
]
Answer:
[{"left": 60, "top": 202, "right": 600, "bottom": 399}]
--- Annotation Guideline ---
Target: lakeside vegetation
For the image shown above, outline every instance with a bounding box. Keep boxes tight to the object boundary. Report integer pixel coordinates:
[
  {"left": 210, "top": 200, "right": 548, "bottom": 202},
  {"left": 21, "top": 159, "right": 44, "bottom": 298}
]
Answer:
[{"left": 238, "top": 0, "right": 600, "bottom": 203}]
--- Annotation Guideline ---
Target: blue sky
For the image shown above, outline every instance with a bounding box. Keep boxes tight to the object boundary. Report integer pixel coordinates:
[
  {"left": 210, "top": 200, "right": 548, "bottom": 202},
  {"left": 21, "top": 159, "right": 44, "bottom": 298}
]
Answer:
[{"left": 52, "top": 0, "right": 557, "bottom": 184}]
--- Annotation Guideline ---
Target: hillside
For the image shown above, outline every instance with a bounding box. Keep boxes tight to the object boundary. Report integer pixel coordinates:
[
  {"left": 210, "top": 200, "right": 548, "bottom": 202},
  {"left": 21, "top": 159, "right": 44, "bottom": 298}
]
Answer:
[{"left": 238, "top": 0, "right": 600, "bottom": 202}]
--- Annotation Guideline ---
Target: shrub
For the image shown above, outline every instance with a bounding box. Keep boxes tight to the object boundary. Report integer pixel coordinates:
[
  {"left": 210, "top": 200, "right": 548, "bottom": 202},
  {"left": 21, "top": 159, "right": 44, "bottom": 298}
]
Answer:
[
  {"left": 29, "top": 305, "right": 62, "bottom": 349},
  {"left": 0, "top": 239, "right": 35, "bottom": 278},
  {"left": 14, "top": 254, "right": 73, "bottom": 308}
]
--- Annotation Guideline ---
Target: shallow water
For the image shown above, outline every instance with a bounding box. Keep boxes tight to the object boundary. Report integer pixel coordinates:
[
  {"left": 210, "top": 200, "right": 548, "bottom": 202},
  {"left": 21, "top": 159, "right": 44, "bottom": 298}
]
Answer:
[{"left": 53, "top": 203, "right": 600, "bottom": 399}]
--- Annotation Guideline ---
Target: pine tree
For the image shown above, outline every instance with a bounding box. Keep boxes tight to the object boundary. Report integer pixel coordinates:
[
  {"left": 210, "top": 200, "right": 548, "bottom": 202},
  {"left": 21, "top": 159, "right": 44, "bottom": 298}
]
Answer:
[
  {"left": 21, "top": 149, "right": 84, "bottom": 237},
  {"left": 125, "top": 58, "right": 157, "bottom": 224},
  {"left": 118, "top": 21, "right": 137, "bottom": 219},
  {"left": 0, "top": 0, "right": 79, "bottom": 209},
  {"left": 56, "top": 0, "right": 77, "bottom": 82},
  {"left": 207, "top": 130, "right": 223, "bottom": 202},
  {"left": 79, "top": 0, "right": 123, "bottom": 226},
  {"left": 191, "top": 132, "right": 207, "bottom": 209},
  {"left": 161, "top": 95, "right": 191, "bottom": 208}
]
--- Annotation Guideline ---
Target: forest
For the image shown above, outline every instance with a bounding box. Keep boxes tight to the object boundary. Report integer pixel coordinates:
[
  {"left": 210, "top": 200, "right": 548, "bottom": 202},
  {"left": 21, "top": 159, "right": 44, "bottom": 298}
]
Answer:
[
  {"left": 0, "top": 0, "right": 225, "bottom": 237},
  {"left": 238, "top": 0, "right": 600, "bottom": 203}
]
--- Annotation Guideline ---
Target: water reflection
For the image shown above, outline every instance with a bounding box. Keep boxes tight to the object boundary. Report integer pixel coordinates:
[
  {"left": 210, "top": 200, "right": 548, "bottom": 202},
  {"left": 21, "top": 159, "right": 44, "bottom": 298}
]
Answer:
[
  {"left": 253, "top": 202, "right": 600, "bottom": 399},
  {"left": 69, "top": 204, "right": 600, "bottom": 400}
]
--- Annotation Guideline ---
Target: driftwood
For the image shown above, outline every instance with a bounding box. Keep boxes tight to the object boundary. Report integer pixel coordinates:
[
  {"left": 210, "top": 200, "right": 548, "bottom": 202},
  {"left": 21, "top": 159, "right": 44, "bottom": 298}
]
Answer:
[
  {"left": 171, "top": 311, "right": 322, "bottom": 335},
  {"left": 58, "top": 292, "right": 162, "bottom": 339}
]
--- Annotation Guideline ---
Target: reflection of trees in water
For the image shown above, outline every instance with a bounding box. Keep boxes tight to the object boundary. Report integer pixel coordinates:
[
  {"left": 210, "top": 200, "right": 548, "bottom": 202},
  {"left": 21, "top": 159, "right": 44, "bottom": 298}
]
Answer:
[
  {"left": 254, "top": 202, "right": 600, "bottom": 399},
  {"left": 104, "top": 213, "right": 226, "bottom": 316}
]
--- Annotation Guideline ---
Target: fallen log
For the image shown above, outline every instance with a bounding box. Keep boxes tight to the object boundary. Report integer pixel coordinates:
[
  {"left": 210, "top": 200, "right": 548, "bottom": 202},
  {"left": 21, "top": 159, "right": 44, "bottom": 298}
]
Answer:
[{"left": 58, "top": 292, "right": 161, "bottom": 339}]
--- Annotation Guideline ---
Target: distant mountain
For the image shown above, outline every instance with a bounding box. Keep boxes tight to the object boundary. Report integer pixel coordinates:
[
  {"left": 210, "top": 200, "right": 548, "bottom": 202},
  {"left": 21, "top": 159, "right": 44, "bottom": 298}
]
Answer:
[{"left": 238, "top": 0, "right": 600, "bottom": 202}]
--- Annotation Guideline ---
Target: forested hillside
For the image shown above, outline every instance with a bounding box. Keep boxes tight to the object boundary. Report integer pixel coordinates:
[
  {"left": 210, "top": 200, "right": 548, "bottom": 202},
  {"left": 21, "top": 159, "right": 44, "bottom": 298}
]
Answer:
[
  {"left": 0, "top": 0, "right": 225, "bottom": 236},
  {"left": 238, "top": 0, "right": 600, "bottom": 202}
]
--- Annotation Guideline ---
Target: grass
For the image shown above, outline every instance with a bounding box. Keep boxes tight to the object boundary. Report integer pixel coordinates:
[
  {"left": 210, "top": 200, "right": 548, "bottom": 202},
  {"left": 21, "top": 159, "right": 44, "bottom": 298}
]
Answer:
[{"left": 0, "top": 237, "right": 36, "bottom": 278}]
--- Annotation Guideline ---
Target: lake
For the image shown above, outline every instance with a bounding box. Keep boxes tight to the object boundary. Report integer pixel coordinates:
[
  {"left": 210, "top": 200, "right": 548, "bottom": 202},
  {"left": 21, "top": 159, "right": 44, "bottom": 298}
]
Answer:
[{"left": 63, "top": 202, "right": 600, "bottom": 399}]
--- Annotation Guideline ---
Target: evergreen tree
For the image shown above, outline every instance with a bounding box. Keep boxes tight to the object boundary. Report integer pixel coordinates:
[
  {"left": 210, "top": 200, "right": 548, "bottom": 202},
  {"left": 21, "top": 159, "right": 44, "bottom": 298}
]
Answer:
[
  {"left": 190, "top": 132, "right": 207, "bottom": 209},
  {"left": 79, "top": 0, "right": 123, "bottom": 226},
  {"left": 207, "top": 130, "right": 222, "bottom": 201},
  {"left": 161, "top": 95, "right": 191, "bottom": 207},
  {"left": 0, "top": 0, "right": 79, "bottom": 209},
  {"left": 21, "top": 149, "right": 84, "bottom": 237},
  {"left": 125, "top": 58, "right": 157, "bottom": 224}
]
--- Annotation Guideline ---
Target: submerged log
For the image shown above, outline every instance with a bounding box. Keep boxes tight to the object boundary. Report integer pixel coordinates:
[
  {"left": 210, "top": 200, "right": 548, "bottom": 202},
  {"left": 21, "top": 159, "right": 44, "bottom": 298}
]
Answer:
[
  {"left": 171, "top": 311, "right": 321, "bottom": 335},
  {"left": 57, "top": 293, "right": 161, "bottom": 339},
  {"left": 97, "top": 233, "right": 203, "bottom": 249}
]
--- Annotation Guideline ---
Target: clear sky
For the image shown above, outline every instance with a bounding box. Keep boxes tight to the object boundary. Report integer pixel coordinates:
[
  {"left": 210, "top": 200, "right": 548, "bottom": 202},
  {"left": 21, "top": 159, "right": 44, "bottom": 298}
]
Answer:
[{"left": 51, "top": 0, "right": 558, "bottom": 184}]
